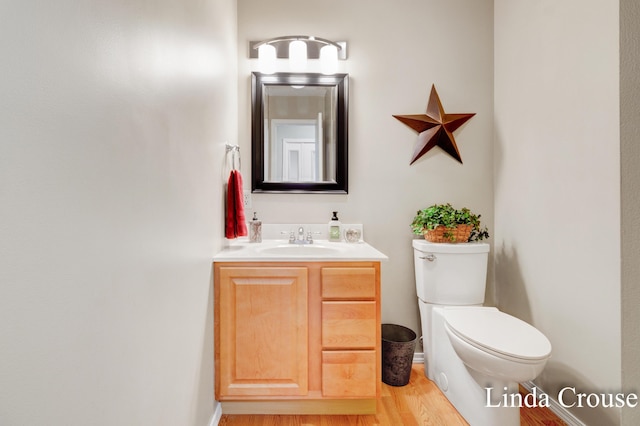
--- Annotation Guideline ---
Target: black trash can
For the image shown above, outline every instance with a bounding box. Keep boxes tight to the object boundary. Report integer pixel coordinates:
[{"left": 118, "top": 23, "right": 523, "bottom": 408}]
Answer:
[{"left": 381, "top": 324, "right": 417, "bottom": 386}]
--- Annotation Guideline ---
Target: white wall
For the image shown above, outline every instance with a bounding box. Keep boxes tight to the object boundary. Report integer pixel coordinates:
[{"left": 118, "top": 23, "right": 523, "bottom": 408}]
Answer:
[
  {"left": 494, "top": 1, "right": 622, "bottom": 424},
  {"left": 0, "top": 1, "right": 236, "bottom": 425},
  {"left": 237, "top": 0, "right": 494, "bottom": 340}
]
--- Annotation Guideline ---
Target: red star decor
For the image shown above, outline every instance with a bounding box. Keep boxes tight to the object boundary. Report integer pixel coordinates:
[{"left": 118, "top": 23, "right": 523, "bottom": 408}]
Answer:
[{"left": 394, "top": 85, "right": 475, "bottom": 164}]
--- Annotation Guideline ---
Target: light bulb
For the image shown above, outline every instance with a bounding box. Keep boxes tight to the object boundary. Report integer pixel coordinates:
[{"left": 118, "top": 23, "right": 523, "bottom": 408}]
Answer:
[
  {"left": 289, "top": 40, "right": 307, "bottom": 72},
  {"left": 320, "top": 44, "right": 338, "bottom": 75},
  {"left": 258, "top": 44, "right": 276, "bottom": 74}
]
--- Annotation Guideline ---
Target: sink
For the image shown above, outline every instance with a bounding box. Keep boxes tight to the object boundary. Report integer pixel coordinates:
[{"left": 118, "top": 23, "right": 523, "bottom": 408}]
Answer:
[
  {"left": 213, "top": 230, "right": 388, "bottom": 261},
  {"left": 256, "top": 243, "right": 347, "bottom": 257}
]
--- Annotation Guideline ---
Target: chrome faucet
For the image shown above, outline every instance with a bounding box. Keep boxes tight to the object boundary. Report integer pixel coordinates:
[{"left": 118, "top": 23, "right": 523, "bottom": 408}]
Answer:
[{"left": 288, "top": 226, "right": 314, "bottom": 245}]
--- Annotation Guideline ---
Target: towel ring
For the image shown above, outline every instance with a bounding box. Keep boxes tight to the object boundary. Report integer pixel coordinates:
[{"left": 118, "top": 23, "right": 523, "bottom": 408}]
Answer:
[{"left": 225, "top": 143, "right": 241, "bottom": 171}]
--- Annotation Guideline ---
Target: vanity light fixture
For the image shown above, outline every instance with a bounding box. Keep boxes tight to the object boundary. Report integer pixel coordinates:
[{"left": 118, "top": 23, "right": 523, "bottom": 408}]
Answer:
[
  {"left": 319, "top": 44, "right": 338, "bottom": 75},
  {"left": 288, "top": 39, "right": 307, "bottom": 71},
  {"left": 249, "top": 35, "right": 347, "bottom": 75},
  {"left": 257, "top": 44, "right": 276, "bottom": 75}
]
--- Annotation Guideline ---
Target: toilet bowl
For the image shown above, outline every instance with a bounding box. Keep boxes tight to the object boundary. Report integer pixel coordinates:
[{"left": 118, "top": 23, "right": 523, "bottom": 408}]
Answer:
[
  {"left": 444, "top": 307, "right": 551, "bottom": 383},
  {"left": 413, "top": 240, "right": 552, "bottom": 426}
]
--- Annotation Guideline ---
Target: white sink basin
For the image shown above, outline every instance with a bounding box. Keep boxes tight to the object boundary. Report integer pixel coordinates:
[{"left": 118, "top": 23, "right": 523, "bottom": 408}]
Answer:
[
  {"left": 256, "top": 244, "right": 347, "bottom": 257},
  {"left": 213, "top": 239, "right": 387, "bottom": 262}
]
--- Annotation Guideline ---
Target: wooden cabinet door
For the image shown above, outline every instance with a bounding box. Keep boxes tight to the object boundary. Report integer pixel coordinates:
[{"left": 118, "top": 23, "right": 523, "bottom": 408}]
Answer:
[{"left": 218, "top": 266, "right": 308, "bottom": 397}]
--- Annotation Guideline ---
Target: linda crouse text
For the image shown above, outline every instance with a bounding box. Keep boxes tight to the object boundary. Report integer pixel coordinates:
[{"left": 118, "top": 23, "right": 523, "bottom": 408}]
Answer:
[{"left": 486, "top": 387, "right": 638, "bottom": 408}]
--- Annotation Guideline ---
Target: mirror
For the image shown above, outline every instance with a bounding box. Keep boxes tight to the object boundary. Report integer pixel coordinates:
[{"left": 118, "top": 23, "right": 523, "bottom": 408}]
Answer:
[{"left": 251, "top": 72, "right": 348, "bottom": 193}]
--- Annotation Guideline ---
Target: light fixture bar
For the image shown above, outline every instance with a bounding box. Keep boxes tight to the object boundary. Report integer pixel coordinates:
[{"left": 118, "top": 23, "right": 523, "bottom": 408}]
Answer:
[
  {"left": 253, "top": 35, "right": 342, "bottom": 50},
  {"left": 249, "top": 37, "right": 347, "bottom": 60}
]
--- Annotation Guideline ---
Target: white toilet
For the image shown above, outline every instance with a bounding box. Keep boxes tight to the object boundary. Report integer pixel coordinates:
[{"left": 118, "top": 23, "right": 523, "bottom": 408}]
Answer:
[{"left": 413, "top": 240, "right": 551, "bottom": 426}]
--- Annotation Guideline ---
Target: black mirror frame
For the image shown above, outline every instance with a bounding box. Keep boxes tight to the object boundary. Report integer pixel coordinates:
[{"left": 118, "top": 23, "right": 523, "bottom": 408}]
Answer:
[{"left": 251, "top": 72, "right": 349, "bottom": 193}]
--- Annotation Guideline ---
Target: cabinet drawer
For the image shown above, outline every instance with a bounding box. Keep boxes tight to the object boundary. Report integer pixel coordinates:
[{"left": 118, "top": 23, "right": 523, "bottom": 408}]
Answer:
[
  {"left": 322, "top": 350, "right": 377, "bottom": 397},
  {"left": 322, "top": 301, "right": 377, "bottom": 348},
  {"left": 321, "top": 267, "right": 376, "bottom": 299}
]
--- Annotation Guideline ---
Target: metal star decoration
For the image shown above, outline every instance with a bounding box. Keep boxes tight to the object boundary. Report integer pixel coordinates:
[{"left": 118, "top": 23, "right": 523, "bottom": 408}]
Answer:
[{"left": 393, "top": 85, "right": 475, "bottom": 165}]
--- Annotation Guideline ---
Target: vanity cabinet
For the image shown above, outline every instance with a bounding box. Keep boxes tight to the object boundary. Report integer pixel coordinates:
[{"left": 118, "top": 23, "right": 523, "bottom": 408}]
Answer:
[{"left": 214, "top": 261, "right": 381, "bottom": 414}]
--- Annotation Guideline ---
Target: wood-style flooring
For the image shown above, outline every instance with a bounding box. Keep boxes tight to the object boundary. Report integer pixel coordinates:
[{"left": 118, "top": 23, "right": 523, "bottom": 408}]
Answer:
[{"left": 218, "top": 364, "right": 566, "bottom": 425}]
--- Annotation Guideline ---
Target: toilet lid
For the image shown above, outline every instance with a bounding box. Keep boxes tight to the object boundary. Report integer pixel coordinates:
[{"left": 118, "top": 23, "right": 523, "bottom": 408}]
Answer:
[{"left": 444, "top": 307, "right": 552, "bottom": 361}]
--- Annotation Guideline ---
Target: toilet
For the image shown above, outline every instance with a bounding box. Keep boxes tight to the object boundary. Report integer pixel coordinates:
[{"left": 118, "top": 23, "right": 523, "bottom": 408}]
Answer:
[{"left": 413, "top": 240, "right": 551, "bottom": 426}]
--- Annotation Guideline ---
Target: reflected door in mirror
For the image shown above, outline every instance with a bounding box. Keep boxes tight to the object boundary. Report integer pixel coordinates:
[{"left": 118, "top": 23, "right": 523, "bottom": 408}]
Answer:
[{"left": 268, "top": 116, "right": 325, "bottom": 182}]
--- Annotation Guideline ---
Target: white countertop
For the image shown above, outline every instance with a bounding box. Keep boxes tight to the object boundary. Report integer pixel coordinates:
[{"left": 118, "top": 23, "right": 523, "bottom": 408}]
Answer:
[{"left": 213, "top": 239, "right": 388, "bottom": 262}]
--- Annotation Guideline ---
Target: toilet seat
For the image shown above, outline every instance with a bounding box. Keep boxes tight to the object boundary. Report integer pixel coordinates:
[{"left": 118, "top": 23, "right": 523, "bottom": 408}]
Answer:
[{"left": 443, "top": 307, "right": 551, "bottom": 361}]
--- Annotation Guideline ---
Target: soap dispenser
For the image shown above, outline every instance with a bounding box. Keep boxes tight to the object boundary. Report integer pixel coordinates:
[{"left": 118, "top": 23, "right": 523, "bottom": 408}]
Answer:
[
  {"left": 249, "top": 212, "right": 262, "bottom": 243},
  {"left": 328, "top": 211, "right": 341, "bottom": 242}
]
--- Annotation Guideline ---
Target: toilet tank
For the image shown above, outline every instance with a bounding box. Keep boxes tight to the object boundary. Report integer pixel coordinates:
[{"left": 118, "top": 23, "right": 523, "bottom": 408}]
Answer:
[{"left": 413, "top": 240, "right": 489, "bottom": 305}]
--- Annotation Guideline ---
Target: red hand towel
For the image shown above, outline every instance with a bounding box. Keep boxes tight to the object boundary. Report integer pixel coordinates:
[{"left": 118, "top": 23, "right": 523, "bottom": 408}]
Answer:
[{"left": 225, "top": 170, "right": 247, "bottom": 239}]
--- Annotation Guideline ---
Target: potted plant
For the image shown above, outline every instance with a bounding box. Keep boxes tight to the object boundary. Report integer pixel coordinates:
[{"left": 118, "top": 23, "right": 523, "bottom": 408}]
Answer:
[{"left": 411, "top": 203, "right": 489, "bottom": 243}]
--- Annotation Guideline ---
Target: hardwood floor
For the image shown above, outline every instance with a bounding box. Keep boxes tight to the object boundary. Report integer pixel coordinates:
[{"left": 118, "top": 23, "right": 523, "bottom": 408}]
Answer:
[{"left": 218, "top": 364, "right": 566, "bottom": 425}]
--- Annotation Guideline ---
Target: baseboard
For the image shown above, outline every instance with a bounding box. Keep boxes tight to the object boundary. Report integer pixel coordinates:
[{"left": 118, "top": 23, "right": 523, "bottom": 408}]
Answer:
[
  {"left": 209, "top": 402, "right": 222, "bottom": 426},
  {"left": 221, "top": 399, "right": 376, "bottom": 415},
  {"left": 413, "top": 351, "right": 425, "bottom": 364},
  {"left": 520, "top": 381, "right": 586, "bottom": 426}
]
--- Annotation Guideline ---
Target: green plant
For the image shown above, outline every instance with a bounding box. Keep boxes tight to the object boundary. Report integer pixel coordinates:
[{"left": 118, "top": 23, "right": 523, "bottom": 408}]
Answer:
[{"left": 411, "top": 203, "right": 490, "bottom": 242}]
